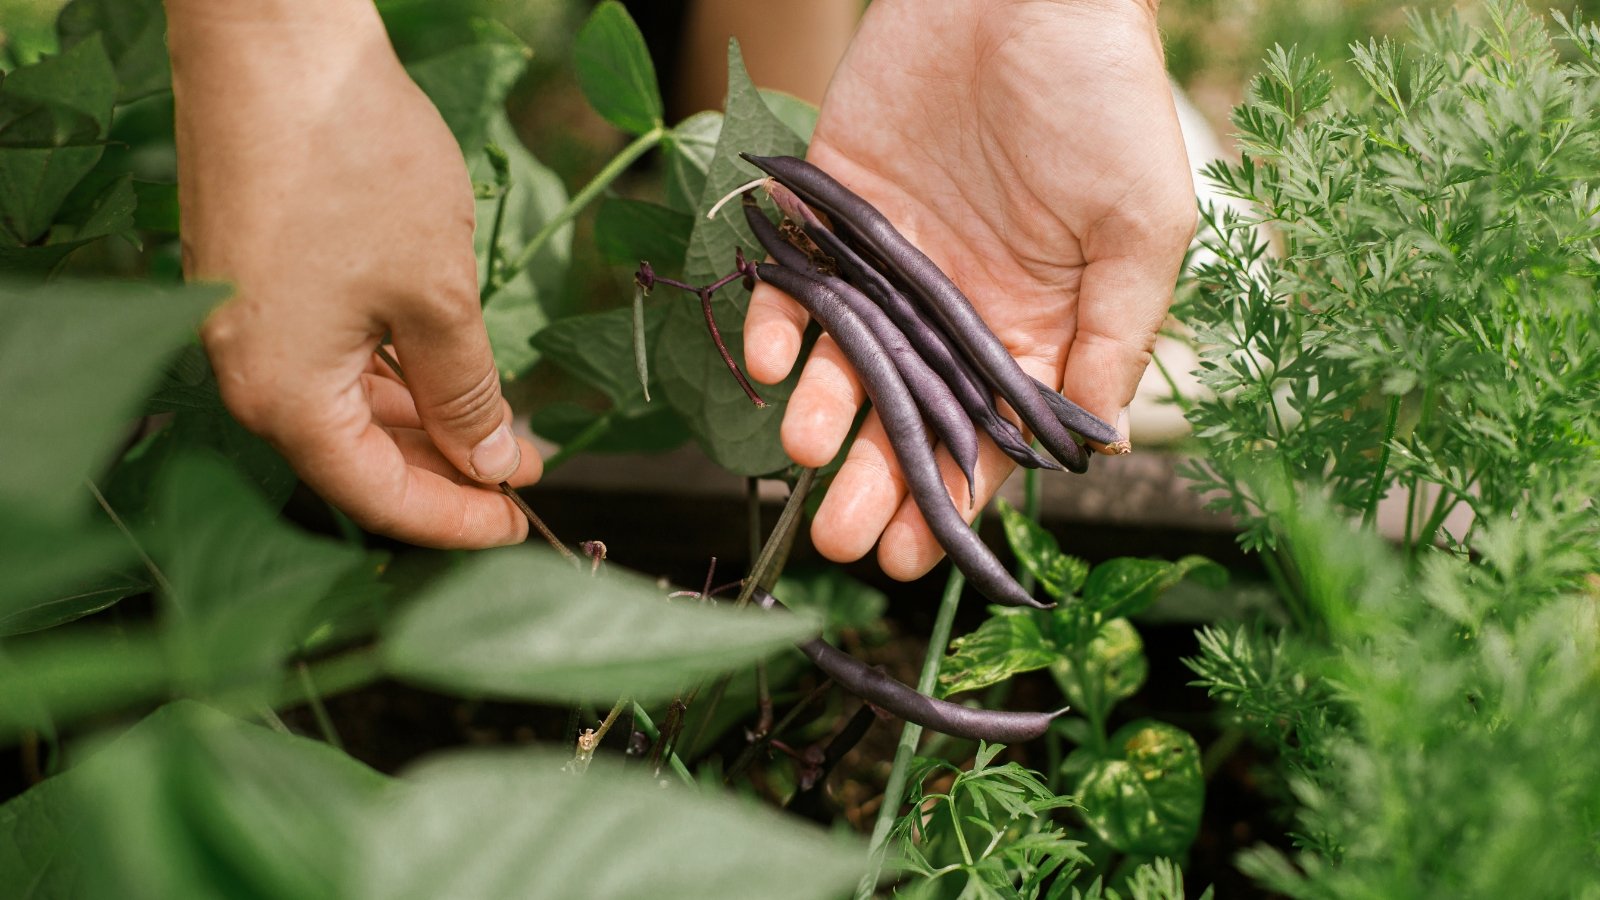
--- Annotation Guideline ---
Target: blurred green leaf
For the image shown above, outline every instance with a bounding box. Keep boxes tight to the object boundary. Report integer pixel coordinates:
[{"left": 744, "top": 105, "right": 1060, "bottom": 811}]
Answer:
[
  {"left": 657, "top": 40, "right": 806, "bottom": 475},
  {"left": 0, "top": 567, "right": 147, "bottom": 636},
  {"left": 383, "top": 547, "right": 822, "bottom": 704},
  {"left": 758, "top": 89, "right": 819, "bottom": 142},
  {"left": 573, "top": 1, "right": 663, "bottom": 136},
  {"left": 1073, "top": 720, "right": 1203, "bottom": 858},
  {"left": 405, "top": 37, "right": 528, "bottom": 155},
  {"left": 354, "top": 750, "right": 864, "bottom": 900},
  {"left": 1082, "top": 555, "right": 1226, "bottom": 620},
  {"left": 144, "top": 455, "right": 363, "bottom": 693},
  {"left": 0, "top": 509, "right": 132, "bottom": 634},
  {"left": 0, "top": 701, "right": 386, "bottom": 900},
  {"left": 997, "top": 498, "right": 1090, "bottom": 602},
  {"left": 478, "top": 116, "right": 566, "bottom": 380},
  {"left": 525, "top": 401, "right": 689, "bottom": 455},
  {"left": 56, "top": 0, "right": 172, "bottom": 103},
  {"left": 939, "top": 608, "right": 1054, "bottom": 697},
  {"left": 0, "top": 626, "right": 170, "bottom": 740},
  {"left": 0, "top": 36, "right": 117, "bottom": 246},
  {"left": 771, "top": 566, "right": 887, "bottom": 637},
  {"left": 0, "top": 279, "right": 224, "bottom": 526},
  {"left": 594, "top": 197, "right": 692, "bottom": 272},
  {"left": 662, "top": 110, "right": 721, "bottom": 214}
]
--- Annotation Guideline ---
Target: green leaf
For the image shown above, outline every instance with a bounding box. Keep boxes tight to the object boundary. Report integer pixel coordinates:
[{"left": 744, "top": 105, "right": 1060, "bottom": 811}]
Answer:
[
  {"left": 1081, "top": 555, "right": 1226, "bottom": 620},
  {"left": 1073, "top": 720, "right": 1203, "bottom": 858},
  {"left": 572, "top": 1, "right": 664, "bottom": 136},
  {"left": 56, "top": 0, "right": 172, "bottom": 103},
  {"left": 0, "top": 626, "right": 170, "bottom": 740},
  {"left": 0, "top": 701, "right": 386, "bottom": 900},
  {"left": 1052, "top": 618, "right": 1147, "bottom": 710},
  {"left": 656, "top": 40, "right": 807, "bottom": 475},
  {"left": 405, "top": 39, "right": 528, "bottom": 155},
  {"left": 526, "top": 402, "right": 689, "bottom": 455},
  {"left": 772, "top": 566, "right": 888, "bottom": 637},
  {"left": 662, "top": 110, "right": 722, "bottom": 214},
  {"left": 0, "top": 508, "right": 132, "bottom": 635},
  {"left": 997, "top": 498, "right": 1090, "bottom": 601},
  {"left": 533, "top": 303, "right": 667, "bottom": 410},
  {"left": 354, "top": 750, "right": 865, "bottom": 900},
  {"left": 382, "top": 547, "right": 822, "bottom": 704},
  {"left": 594, "top": 197, "right": 692, "bottom": 271},
  {"left": 0, "top": 36, "right": 117, "bottom": 245},
  {"left": 758, "top": 89, "right": 820, "bottom": 142},
  {"left": 145, "top": 454, "right": 364, "bottom": 693},
  {"left": 0, "top": 279, "right": 225, "bottom": 526},
  {"left": 939, "top": 608, "right": 1055, "bottom": 697},
  {"left": 0, "top": 567, "right": 147, "bottom": 636}
]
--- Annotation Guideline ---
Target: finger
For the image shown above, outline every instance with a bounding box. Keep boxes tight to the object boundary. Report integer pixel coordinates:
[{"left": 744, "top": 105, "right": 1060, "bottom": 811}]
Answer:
[
  {"left": 1063, "top": 238, "right": 1191, "bottom": 452},
  {"left": 780, "top": 333, "right": 867, "bottom": 468},
  {"left": 363, "top": 373, "right": 422, "bottom": 429},
  {"left": 744, "top": 279, "right": 811, "bottom": 384},
  {"left": 389, "top": 288, "right": 522, "bottom": 484},
  {"left": 277, "top": 381, "right": 530, "bottom": 549},
  {"left": 877, "top": 437, "right": 1019, "bottom": 581},
  {"left": 808, "top": 413, "right": 909, "bottom": 563},
  {"left": 388, "top": 426, "right": 542, "bottom": 488}
]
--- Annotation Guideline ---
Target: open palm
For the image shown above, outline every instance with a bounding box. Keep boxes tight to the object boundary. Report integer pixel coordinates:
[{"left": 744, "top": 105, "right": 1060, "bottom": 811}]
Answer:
[{"left": 745, "top": 0, "right": 1195, "bottom": 579}]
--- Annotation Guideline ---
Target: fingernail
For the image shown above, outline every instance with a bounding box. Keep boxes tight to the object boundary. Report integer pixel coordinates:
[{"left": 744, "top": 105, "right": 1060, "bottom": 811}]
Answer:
[
  {"left": 471, "top": 424, "right": 521, "bottom": 482},
  {"left": 1099, "top": 406, "right": 1134, "bottom": 456}
]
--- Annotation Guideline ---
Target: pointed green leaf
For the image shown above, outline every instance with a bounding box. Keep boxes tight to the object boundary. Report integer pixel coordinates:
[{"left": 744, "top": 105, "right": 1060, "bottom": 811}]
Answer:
[
  {"left": 56, "top": 0, "right": 173, "bottom": 103},
  {"left": 939, "top": 608, "right": 1056, "bottom": 697},
  {"left": 997, "top": 498, "right": 1090, "bottom": 601},
  {"left": 1051, "top": 618, "right": 1147, "bottom": 711},
  {"left": 594, "top": 197, "right": 692, "bottom": 271},
  {"left": 1073, "top": 720, "right": 1203, "bottom": 858},
  {"left": 758, "top": 89, "right": 819, "bottom": 142},
  {"left": 656, "top": 40, "right": 807, "bottom": 475},
  {"left": 355, "top": 750, "right": 864, "bottom": 900},
  {"left": 1081, "top": 555, "right": 1226, "bottom": 620},
  {"left": 573, "top": 1, "right": 663, "bottom": 136},
  {"left": 382, "top": 547, "right": 822, "bottom": 704}
]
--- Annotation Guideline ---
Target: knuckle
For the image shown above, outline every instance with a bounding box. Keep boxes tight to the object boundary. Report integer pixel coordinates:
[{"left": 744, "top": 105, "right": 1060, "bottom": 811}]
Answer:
[{"left": 422, "top": 368, "right": 504, "bottom": 434}]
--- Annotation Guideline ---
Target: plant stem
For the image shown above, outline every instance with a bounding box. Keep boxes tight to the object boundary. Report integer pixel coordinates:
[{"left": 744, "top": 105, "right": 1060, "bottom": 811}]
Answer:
[
  {"left": 494, "top": 127, "right": 666, "bottom": 298},
  {"left": 87, "top": 479, "right": 172, "bottom": 597},
  {"left": 724, "top": 678, "right": 833, "bottom": 782},
  {"left": 949, "top": 792, "right": 976, "bottom": 866},
  {"left": 479, "top": 188, "right": 511, "bottom": 305},
  {"left": 271, "top": 646, "right": 383, "bottom": 711},
  {"left": 295, "top": 661, "right": 344, "bottom": 751},
  {"left": 632, "top": 702, "right": 695, "bottom": 786},
  {"left": 1017, "top": 466, "right": 1040, "bottom": 593},
  {"left": 701, "top": 287, "right": 766, "bottom": 407},
  {"left": 1361, "top": 394, "right": 1401, "bottom": 529},
  {"left": 542, "top": 412, "right": 615, "bottom": 473},
  {"left": 856, "top": 560, "right": 969, "bottom": 900}
]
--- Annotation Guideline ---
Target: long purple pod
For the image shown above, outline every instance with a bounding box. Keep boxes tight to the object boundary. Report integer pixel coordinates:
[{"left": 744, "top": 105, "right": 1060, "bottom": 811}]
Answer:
[
  {"left": 742, "top": 154, "right": 1089, "bottom": 473},
  {"left": 793, "top": 214, "right": 1062, "bottom": 471},
  {"left": 752, "top": 587, "right": 1065, "bottom": 742},
  {"left": 744, "top": 202, "right": 981, "bottom": 498},
  {"left": 1031, "top": 378, "right": 1123, "bottom": 447},
  {"left": 755, "top": 262, "right": 1044, "bottom": 610}
]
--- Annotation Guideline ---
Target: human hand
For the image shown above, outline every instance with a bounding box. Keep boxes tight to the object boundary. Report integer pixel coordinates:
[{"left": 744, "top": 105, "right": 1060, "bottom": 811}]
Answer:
[
  {"left": 744, "top": 0, "right": 1195, "bottom": 578},
  {"left": 167, "top": 0, "right": 540, "bottom": 548}
]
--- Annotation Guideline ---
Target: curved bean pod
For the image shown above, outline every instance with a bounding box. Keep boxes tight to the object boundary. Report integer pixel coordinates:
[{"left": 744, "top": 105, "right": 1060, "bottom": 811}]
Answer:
[
  {"left": 1031, "top": 377, "right": 1124, "bottom": 448},
  {"left": 742, "top": 154, "right": 1089, "bottom": 473},
  {"left": 744, "top": 202, "right": 982, "bottom": 498},
  {"left": 755, "top": 262, "right": 1044, "bottom": 609},
  {"left": 752, "top": 587, "right": 1065, "bottom": 742}
]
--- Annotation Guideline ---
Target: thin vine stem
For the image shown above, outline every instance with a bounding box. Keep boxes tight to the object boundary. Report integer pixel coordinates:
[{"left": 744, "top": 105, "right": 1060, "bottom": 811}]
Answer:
[
  {"left": 856, "top": 555, "right": 970, "bottom": 900},
  {"left": 494, "top": 126, "right": 666, "bottom": 299},
  {"left": 295, "top": 661, "right": 344, "bottom": 751},
  {"left": 1361, "top": 394, "right": 1402, "bottom": 529}
]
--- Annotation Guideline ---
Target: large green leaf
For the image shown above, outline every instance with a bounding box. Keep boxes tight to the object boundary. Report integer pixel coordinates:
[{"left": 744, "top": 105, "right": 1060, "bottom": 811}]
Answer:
[
  {"left": 479, "top": 116, "right": 567, "bottom": 380},
  {"left": 1081, "top": 555, "right": 1227, "bottom": 620},
  {"left": 939, "top": 608, "right": 1055, "bottom": 697},
  {"left": 1051, "top": 617, "right": 1148, "bottom": 710},
  {"left": 0, "top": 510, "right": 131, "bottom": 636},
  {"left": 573, "top": 1, "right": 663, "bottom": 136},
  {"left": 144, "top": 454, "right": 364, "bottom": 693},
  {"left": 354, "top": 750, "right": 864, "bottom": 900},
  {"left": 594, "top": 197, "right": 692, "bottom": 272},
  {"left": 525, "top": 401, "right": 690, "bottom": 456},
  {"left": 0, "top": 627, "right": 170, "bottom": 741},
  {"left": 0, "top": 701, "right": 386, "bottom": 900},
  {"left": 405, "top": 38, "right": 528, "bottom": 155},
  {"left": 0, "top": 279, "right": 224, "bottom": 526},
  {"left": 383, "top": 547, "right": 821, "bottom": 704},
  {"left": 758, "top": 89, "right": 819, "bottom": 143},
  {"left": 0, "top": 567, "right": 147, "bottom": 636},
  {"left": 0, "top": 36, "right": 117, "bottom": 246},
  {"left": 1072, "top": 720, "right": 1203, "bottom": 858},
  {"left": 533, "top": 303, "right": 665, "bottom": 410},
  {"left": 56, "top": 0, "right": 172, "bottom": 103},
  {"left": 656, "top": 41, "right": 807, "bottom": 475}
]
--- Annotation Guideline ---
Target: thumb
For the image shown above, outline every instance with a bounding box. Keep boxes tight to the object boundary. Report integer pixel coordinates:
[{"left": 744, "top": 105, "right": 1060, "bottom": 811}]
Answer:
[
  {"left": 389, "top": 305, "right": 520, "bottom": 484},
  {"left": 1059, "top": 254, "right": 1180, "bottom": 449}
]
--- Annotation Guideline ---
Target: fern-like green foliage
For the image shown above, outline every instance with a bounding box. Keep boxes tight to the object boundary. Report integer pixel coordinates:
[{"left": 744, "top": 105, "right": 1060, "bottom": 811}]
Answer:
[
  {"left": 1180, "top": 4, "right": 1600, "bottom": 896},
  {"left": 1182, "top": 1, "right": 1600, "bottom": 553}
]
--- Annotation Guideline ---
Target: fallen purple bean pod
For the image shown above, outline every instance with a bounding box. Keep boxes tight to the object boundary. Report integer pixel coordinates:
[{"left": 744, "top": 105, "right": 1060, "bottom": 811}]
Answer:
[
  {"left": 755, "top": 262, "right": 1043, "bottom": 609},
  {"left": 742, "top": 154, "right": 1088, "bottom": 473},
  {"left": 752, "top": 587, "right": 1065, "bottom": 743},
  {"left": 745, "top": 202, "right": 981, "bottom": 498}
]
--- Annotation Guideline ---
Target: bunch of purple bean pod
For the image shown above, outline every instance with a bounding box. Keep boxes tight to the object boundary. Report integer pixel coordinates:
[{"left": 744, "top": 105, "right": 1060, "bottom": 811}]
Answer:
[{"left": 739, "top": 154, "right": 1126, "bottom": 611}]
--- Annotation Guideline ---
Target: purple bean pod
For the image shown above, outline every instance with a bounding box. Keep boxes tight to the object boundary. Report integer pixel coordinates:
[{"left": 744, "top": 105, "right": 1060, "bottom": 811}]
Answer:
[
  {"left": 744, "top": 202, "right": 982, "bottom": 499},
  {"left": 752, "top": 587, "right": 1066, "bottom": 742},
  {"left": 755, "top": 262, "right": 1044, "bottom": 610},
  {"left": 741, "top": 154, "right": 1091, "bottom": 473}
]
